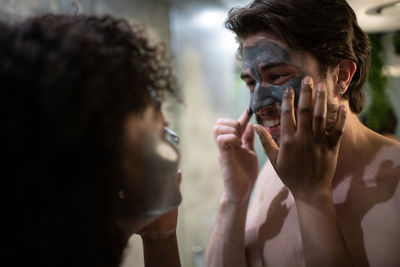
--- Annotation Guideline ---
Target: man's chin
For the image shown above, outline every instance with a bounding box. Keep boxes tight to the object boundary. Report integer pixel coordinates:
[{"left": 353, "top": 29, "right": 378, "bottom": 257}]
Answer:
[
  {"left": 255, "top": 113, "right": 281, "bottom": 146},
  {"left": 265, "top": 125, "right": 281, "bottom": 146},
  {"left": 256, "top": 123, "right": 281, "bottom": 146}
]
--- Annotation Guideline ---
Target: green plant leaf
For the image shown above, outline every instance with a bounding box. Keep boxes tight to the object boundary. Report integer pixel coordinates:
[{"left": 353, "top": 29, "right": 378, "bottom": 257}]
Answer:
[{"left": 365, "top": 33, "right": 392, "bottom": 133}]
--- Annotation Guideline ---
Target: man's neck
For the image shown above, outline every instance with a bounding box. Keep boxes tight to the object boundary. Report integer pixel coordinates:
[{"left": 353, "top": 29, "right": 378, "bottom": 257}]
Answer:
[{"left": 334, "top": 112, "right": 380, "bottom": 181}]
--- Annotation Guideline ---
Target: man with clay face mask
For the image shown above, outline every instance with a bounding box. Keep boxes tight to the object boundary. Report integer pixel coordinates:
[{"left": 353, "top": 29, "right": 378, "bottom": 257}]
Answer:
[
  {"left": 242, "top": 41, "right": 305, "bottom": 144},
  {"left": 206, "top": 0, "right": 400, "bottom": 267},
  {"left": 1, "top": 14, "right": 182, "bottom": 267}
]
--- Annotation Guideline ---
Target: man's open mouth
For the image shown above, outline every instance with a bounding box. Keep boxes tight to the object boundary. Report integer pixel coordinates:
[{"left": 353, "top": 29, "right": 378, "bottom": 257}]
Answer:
[
  {"left": 264, "top": 119, "right": 280, "bottom": 128},
  {"left": 256, "top": 103, "right": 281, "bottom": 129}
]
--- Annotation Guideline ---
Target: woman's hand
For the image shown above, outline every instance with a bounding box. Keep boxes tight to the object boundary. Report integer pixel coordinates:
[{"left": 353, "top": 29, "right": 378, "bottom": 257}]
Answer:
[
  {"left": 138, "top": 208, "right": 178, "bottom": 241},
  {"left": 254, "top": 77, "right": 347, "bottom": 199},
  {"left": 138, "top": 172, "right": 182, "bottom": 267},
  {"left": 138, "top": 171, "right": 181, "bottom": 240}
]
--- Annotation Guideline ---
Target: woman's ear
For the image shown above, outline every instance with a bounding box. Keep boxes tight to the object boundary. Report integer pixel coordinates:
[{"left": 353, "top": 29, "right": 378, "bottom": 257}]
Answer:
[{"left": 336, "top": 59, "right": 357, "bottom": 95}]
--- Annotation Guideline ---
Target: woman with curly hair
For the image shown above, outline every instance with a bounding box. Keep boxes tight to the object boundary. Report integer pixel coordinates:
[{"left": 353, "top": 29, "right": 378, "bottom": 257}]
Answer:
[{"left": 0, "top": 14, "right": 182, "bottom": 267}]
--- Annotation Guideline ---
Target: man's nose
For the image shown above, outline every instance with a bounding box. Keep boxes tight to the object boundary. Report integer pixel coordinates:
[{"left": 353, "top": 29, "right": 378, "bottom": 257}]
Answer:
[
  {"left": 251, "top": 82, "right": 263, "bottom": 112},
  {"left": 251, "top": 84, "right": 277, "bottom": 113}
]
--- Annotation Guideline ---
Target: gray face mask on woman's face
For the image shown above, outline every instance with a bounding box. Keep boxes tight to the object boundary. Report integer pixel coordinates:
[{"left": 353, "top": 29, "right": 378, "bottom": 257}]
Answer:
[{"left": 133, "top": 126, "right": 181, "bottom": 217}]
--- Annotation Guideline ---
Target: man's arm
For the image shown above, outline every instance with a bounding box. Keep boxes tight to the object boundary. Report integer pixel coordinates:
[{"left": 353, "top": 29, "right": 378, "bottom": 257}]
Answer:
[
  {"left": 205, "top": 194, "right": 250, "bottom": 267},
  {"left": 205, "top": 110, "right": 259, "bottom": 267}
]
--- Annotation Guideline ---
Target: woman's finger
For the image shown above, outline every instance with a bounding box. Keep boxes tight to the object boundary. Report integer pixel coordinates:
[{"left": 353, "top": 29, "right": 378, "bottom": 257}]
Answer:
[
  {"left": 327, "top": 105, "right": 347, "bottom": 147},
  {"left": 280, "top": 87, "right": 296, "bottom": 137},
  {"left": 297, "top": 76, "right": 314, "bottom": 136},
  {"left": 313, "top": 83, "right": 327, "bottom": 137}
]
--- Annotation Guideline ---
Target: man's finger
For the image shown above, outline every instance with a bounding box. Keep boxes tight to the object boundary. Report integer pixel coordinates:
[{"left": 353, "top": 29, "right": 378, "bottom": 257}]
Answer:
[
  {"left": 216, "top": 134, "right": 243, "bottom": 151},
  {"left": 254, "top": 124, "right": 279, "bottom": 164},
  {"left": 242, "top": 123, "right": 255, "bottom": 152},
  {"left": 238, "top": 108, "right": 253, "bottom": 133},
  {"left": 297, "top": 76, "right": 313, "bottom": 135},
  {"left": 213, "top": 125, "right": 240, "bottom": 141}
]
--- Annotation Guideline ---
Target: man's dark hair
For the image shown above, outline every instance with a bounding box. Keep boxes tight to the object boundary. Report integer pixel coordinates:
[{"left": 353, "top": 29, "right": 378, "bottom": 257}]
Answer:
[
  {"left": 0, "top": 14, "right": 180, "bottom": 266},
  {"left": 225, "top": 0, "right": 371, "bottom": 113}
]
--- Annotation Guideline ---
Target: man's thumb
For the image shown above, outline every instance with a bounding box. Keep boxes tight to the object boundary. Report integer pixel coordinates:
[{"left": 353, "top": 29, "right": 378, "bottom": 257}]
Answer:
[{"left": 254, "top": 125, "right": 279, "bottom": 163}]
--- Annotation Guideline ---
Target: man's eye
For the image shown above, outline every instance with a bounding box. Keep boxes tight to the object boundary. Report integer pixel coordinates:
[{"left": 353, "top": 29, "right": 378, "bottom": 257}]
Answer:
[
  {"left": 270, "top": 73, "right": 292, "bottom": 85},
  {"left": 271, "top": 73, "right": 286, "bottom": 80}
]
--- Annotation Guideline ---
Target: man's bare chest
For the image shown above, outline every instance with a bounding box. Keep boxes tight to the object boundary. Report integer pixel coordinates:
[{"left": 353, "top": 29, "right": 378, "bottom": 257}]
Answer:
[
  {"left": 245, "top": 181, "right": 306, "bottom": 267},
  {"left": 245, "top": 176, "right": 400, "bottom": 267}
]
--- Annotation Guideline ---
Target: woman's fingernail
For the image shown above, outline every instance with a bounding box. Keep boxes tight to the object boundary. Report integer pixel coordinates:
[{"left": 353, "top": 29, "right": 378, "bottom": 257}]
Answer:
[{"left": 303, "top": 76, "right": 313, "bottom": 86}]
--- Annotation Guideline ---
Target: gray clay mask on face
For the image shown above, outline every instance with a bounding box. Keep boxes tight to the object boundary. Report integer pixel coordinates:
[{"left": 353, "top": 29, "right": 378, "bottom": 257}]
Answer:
[
  {"left": 242, "top": 41, "right": 305, "bottom": 113},
  {"left": 133, "top": 127, "right": 181, "bottom": 217}
]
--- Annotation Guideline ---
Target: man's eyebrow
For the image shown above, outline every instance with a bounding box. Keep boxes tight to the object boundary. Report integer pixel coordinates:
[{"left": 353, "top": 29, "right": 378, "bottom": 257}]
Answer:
[
  {"left": 240, "top": 62, "right": 301, "bottom": 79},
  {"left": 259, "top": 62, "right": 298, "bottom": 72}
]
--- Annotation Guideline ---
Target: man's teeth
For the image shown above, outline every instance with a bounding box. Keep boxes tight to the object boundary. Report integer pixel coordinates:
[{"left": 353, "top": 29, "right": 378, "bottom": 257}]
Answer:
[{"left": 264, "top": 119, "right": 280, "bottom": 128}]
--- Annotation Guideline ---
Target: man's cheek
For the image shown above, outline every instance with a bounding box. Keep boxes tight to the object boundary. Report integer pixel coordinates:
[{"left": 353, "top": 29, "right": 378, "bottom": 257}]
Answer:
[
  {"left": 255, "top": 113, "right": 263, "bottom": 125},
  {"left": 291, "top": 75, "right": 304, "bottom": 106},
  {"left": 250, "top": 75, "right": 305, "bottom": 113}
]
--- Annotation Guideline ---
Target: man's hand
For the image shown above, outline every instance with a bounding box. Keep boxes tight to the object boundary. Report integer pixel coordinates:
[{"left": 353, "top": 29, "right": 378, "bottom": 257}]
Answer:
[
  {"left": 213, "top": 110, "right": 259, "bottom": 202},
  {"left": 254, "top": 76, "right": 347, "bottom": 199},
  {"left": 206, "top": 114, "right": 257, "bottom": 267}
]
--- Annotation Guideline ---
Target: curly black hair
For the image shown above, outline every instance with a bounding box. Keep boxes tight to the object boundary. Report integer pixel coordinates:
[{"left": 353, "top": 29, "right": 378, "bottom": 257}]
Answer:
[{"left": 0, "top": 14, "right": 181, "bottom": 266}]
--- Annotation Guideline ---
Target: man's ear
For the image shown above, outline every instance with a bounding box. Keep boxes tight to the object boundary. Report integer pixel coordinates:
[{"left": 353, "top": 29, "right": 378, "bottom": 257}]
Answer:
[{"left": 336, "top": 59, "right": 357, "bottom": 94}]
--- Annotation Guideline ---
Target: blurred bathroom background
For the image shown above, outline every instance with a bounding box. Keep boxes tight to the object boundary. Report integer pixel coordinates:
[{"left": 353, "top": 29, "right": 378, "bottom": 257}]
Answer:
[{"left": 1, "top": 0, "right": 399, "bottom": 266}]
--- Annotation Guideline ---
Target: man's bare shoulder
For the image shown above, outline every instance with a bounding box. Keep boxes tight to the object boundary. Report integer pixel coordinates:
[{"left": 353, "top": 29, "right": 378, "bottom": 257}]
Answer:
[
  {"left": 372, "top": 136, "right": 400, "bottom": 184},
  {"left": 376, "top": 135, "right": 400, "bottom": 158},
  {"left": 378, "top": 138, "right": 400, "bottom": 206},
  {"left": 349, "top": 137, "right": 400, "bottom": 266}
]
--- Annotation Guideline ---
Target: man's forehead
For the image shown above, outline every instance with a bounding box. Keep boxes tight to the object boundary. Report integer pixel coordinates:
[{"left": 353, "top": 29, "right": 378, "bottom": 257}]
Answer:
[{"left": 242, "top": 40, "right": 291, "bottom": 69}]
